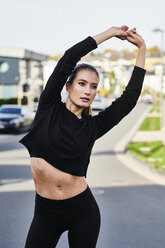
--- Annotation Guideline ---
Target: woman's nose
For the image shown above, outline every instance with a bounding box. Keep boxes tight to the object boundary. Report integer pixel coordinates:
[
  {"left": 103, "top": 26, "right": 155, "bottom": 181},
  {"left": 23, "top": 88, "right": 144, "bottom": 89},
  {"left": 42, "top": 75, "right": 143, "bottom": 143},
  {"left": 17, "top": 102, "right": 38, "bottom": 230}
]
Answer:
[{"left": 85, "top": 86, "right": 91, "bottom": 94}]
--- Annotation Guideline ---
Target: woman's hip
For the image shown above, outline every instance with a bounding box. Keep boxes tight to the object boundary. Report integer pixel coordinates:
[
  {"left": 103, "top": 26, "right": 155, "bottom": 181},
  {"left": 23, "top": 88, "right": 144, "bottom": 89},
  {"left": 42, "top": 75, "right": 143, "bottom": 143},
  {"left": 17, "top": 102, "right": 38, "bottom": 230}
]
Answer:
[{"left": 34, "top": 184, "right": 100, "bottom": 215}]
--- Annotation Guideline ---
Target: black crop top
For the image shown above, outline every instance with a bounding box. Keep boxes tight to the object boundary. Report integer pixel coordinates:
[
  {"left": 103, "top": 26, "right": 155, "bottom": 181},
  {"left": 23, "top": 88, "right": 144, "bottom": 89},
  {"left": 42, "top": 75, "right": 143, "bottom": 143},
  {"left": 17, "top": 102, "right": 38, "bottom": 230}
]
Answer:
[{"left": 19, "top": 35, "right": 146, "bottom": 178}]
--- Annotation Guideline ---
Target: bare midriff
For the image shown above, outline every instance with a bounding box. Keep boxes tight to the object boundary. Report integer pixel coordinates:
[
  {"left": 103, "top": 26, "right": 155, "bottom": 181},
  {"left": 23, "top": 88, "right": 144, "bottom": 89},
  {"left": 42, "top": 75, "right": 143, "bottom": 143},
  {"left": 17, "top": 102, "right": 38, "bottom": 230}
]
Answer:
[{"left": 30, "top": 157, "right": 88, "bottom": 200}]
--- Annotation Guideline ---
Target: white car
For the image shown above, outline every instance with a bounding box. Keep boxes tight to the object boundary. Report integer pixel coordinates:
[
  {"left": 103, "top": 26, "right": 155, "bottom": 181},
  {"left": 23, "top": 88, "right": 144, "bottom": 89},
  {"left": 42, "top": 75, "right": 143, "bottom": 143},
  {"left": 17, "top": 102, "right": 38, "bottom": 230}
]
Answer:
[{"left": 142, "top": 94, "right": 155, "bottom": 104}]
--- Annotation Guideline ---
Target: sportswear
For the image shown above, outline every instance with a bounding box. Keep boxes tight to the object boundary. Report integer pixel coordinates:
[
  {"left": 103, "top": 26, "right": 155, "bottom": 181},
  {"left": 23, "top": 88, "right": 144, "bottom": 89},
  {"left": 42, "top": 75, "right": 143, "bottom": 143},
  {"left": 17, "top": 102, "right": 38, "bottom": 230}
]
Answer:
[
  {"left": 24, "top": 185, "right": 101, "bottom": 248},
  {"left": 19, "top": 35, "right": 146, "bottom": 178}
]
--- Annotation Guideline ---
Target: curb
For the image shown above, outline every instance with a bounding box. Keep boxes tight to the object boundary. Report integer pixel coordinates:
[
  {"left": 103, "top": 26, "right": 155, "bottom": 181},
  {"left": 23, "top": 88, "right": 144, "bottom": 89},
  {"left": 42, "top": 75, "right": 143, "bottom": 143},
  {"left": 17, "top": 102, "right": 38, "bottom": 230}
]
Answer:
[
  {"left": 114, "top": 103, "right": 152, "bottom": 153},
  {"left": 116, "top": 150, "right": 165, "bottom": 186},
  {"left": 127, "top": 149, "right": 165, "bottom": 176}
]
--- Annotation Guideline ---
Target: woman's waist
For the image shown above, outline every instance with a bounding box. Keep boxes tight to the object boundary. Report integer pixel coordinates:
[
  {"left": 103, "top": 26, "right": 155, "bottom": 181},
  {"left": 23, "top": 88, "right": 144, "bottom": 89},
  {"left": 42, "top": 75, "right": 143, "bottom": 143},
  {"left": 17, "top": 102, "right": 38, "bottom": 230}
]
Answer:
[{"left": 30, "top": 157, "right": 87, "bottom": 199}]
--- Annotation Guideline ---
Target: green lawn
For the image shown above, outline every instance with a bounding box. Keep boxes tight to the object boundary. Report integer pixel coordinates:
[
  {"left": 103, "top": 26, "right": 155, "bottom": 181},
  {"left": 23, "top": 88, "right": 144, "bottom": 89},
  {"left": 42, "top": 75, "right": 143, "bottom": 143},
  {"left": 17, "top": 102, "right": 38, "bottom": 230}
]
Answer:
[
  {"left": 127, "top": 141, "right": 165, "bottom": 170},
  {"left": 139, "top": 117, "right": 160, "bottom": 130}
]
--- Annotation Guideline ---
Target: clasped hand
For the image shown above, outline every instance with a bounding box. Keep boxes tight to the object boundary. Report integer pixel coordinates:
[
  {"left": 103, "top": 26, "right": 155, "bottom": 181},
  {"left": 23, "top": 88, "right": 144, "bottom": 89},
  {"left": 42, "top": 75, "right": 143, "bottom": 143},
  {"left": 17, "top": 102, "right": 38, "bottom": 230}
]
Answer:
[{"left": 109, "top": 25, "right": 146, "bottom": 49}]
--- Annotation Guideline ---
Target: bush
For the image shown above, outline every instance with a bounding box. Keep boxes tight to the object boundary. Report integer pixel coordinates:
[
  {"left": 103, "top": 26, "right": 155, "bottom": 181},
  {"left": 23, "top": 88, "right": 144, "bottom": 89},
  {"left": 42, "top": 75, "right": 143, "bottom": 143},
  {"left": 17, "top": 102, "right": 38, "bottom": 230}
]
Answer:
[{"left": 0, "top": 98, "right": 27, "bottom": 106}]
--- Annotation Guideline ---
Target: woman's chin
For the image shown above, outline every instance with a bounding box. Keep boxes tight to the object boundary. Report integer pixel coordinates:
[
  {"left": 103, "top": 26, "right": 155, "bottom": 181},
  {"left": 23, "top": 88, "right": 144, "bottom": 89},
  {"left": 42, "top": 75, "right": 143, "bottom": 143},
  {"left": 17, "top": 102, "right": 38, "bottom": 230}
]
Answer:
[
  {"left": 74, "top": 99, "right": 91, "bottom": 108},
  {"left": 79, "top": 102, "right": 90, "bottom": 108}
]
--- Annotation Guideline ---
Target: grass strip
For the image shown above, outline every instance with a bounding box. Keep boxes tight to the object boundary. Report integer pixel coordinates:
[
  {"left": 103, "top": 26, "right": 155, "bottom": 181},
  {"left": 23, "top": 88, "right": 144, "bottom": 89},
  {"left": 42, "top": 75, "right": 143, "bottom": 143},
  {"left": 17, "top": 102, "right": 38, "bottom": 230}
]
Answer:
[
  {"left": 139, "top": 117, "right": 160, "bottom": 130},
  {"left": 127, "top": 141, "right": 165, "bottom": 171}
]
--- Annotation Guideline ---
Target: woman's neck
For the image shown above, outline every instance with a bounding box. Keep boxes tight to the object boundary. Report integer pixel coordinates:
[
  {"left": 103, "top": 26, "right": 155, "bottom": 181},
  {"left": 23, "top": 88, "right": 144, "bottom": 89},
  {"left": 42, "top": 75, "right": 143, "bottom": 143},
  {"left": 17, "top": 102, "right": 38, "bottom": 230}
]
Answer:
[{"left": 65, "top": 100, "right": 84, "bottom": 119}]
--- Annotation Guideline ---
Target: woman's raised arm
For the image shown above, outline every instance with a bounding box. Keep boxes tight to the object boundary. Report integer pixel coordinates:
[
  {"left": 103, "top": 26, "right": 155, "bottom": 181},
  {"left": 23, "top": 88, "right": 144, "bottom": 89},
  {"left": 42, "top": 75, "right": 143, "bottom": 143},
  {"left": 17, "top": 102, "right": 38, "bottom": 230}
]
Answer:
[
  {"left": 36, "top": 36, "right": 98, "bottom": 113},
  {"left": 92, "top": 26, "right": 146, "bottom": 69},
  {"left": 92, "top": 28, "right": 146, "bottom": 140}
]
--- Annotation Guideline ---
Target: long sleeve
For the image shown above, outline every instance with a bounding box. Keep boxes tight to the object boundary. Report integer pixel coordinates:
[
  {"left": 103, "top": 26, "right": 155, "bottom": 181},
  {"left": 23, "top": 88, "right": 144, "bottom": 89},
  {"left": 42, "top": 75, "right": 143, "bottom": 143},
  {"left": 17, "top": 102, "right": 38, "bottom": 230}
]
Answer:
[
  {"left": 93, "top": 66, "right": 146, "bottom": 140},
  {"left": 36, "top": 36, "right": 98, "bottom": 113}
]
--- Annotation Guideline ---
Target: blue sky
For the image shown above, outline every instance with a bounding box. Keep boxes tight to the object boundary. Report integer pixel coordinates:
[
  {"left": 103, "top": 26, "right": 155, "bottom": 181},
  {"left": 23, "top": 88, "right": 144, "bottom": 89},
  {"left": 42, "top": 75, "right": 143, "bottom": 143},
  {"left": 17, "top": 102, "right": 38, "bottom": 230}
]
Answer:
[{"left": 0, "top": 0, "right": 164, "bottom": 55}]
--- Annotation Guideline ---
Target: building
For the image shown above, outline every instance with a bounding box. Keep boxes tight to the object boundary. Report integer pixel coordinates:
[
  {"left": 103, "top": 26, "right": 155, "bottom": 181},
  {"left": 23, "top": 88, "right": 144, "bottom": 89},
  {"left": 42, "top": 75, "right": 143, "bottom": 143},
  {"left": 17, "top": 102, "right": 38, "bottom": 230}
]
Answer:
[{"left": 0, "top": 46, "right": 48, "bottom": 109}]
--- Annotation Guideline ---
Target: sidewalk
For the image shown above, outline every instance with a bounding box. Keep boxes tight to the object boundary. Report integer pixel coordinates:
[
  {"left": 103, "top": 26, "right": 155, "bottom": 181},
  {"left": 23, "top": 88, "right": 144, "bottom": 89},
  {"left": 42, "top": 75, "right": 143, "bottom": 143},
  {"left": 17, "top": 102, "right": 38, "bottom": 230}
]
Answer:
[
  {"left": 0, "top": 149, "right": 34, "bottom": 192},
  {"left": 132, "top": 130, "right": 162, "bottom": 142},
  {"left": 132, "top": 110, "right": 162, "bottom": 142}
]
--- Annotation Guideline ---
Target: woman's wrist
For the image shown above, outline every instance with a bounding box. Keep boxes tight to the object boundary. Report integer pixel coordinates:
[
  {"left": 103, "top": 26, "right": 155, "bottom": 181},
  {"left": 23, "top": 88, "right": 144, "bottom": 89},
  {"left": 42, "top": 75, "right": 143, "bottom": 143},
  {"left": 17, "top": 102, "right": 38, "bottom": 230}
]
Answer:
[
  {"left": 138, "top": 43, "right": 146, "bottom": 51},
  {"left": 135, "top": 48, "right": 146, "bottom": 69},
  {"left": 92, "top": 29, "right": 114, "bottom": 46},
  {"left": 105, "top": 27, "right": 117, "bottom": 38}
]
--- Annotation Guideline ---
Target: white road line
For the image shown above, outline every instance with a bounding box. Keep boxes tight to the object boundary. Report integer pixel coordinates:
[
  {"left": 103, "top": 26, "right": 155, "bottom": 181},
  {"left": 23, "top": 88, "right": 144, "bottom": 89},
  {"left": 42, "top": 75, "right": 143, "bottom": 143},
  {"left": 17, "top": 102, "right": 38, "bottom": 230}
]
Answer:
[{"left": 0, "top": 179, "right": 35, "bottom": 192}]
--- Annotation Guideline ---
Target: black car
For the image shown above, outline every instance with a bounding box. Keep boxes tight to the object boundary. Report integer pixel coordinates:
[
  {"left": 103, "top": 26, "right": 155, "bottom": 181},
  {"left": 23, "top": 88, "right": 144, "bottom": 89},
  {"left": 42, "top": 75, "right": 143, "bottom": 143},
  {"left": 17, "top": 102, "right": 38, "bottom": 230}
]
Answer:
[{"left": 0, "top": 104, "right": 35, "bottom": 133}]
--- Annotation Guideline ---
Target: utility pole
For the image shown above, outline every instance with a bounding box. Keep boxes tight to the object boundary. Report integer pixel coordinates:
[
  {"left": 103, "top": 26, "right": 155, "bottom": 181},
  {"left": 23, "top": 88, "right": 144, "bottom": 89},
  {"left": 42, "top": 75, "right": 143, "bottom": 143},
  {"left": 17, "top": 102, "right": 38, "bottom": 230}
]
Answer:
[{"left": 152, "top": 28, "right": 165, "bottom": 145}]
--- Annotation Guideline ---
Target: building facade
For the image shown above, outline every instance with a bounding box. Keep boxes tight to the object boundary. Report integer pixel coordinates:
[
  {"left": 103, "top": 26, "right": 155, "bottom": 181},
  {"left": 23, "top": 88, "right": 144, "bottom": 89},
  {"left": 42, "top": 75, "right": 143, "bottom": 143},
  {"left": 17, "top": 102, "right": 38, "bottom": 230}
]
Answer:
[{"left": 0, "top": 46, "right": 48, "bottom": 108}]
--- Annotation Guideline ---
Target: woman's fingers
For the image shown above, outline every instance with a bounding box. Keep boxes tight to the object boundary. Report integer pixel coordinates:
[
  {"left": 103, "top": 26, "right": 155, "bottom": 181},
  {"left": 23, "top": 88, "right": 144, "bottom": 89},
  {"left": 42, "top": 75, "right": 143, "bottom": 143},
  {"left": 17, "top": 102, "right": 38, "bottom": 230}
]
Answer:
[
  {"left": 118, "top": 27, "right": 145, "bottom": 48},
  {"left": 114, "top": 25, "right": 140, "bottom": 41},
  {"left": 127, "top": 27, "right": 137, "bottom": 34},
  {"left": 127, "top": 36, "right": 135, "bottom": 43},
  {"left": 121, "top": 25, "right": 129, "bottom": 31},
  {"left": 126, "top": 30, "right": 137, "bottom": 37},
  {"left": 126, "top": 29, "right": 145, "bottom": 48},
  {"left": 127, "top": 30, "right": 142, "bottom": 39}
]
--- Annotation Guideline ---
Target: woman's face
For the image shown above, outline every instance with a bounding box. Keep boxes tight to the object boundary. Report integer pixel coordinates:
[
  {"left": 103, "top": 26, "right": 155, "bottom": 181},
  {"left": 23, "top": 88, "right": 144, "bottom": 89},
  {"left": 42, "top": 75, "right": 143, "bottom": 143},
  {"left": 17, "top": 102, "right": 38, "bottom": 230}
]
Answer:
[{"left": 66, "top": 69, "right": 99, "bottom": 108}]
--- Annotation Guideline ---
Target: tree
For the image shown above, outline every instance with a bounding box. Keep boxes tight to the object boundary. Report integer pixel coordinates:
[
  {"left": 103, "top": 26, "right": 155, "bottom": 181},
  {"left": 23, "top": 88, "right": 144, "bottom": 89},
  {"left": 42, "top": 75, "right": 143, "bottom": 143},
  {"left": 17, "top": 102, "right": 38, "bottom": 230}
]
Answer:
[{"left": 108, "top": 71, "right": 117, "bottom": 94}]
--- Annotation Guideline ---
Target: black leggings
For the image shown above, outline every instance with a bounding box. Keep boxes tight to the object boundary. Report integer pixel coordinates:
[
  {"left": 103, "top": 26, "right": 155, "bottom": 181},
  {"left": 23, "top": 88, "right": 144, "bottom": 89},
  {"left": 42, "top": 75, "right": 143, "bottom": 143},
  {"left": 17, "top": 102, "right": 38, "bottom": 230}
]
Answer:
[{"left": 24, "top": 185, "right": 101, "bottom": 248}]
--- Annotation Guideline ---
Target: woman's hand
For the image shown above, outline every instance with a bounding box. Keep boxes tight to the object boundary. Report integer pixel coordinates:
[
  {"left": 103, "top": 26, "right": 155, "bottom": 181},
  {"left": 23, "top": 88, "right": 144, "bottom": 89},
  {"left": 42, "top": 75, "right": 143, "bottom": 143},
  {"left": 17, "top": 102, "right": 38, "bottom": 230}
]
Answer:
[
  {"left": 92, "top": 25, "right": 129, "bottom": 45},
  {"left": 125, "top": 28, "right": 146, "bottom": 68},
  {"left": 91, "top": 25, "right": 145, "bottom": 48},
  {"left": 107, "top": 25, "right": 129, "bottom": 40},
  {"left": 113, "top": 25, "right": 129, "bottom": 40},
  {"left": 126, "top": 29, "right": 146, "bottom": 49}
]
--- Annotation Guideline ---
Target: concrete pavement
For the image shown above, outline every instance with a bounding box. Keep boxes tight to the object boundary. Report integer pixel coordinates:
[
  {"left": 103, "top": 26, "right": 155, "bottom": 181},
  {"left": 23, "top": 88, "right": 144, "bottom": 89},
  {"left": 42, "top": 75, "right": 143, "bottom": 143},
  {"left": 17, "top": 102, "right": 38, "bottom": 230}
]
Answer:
[
  {"left": 130, "top": 106, "right": 162, "bottom": 142},
  {"left": 132, "top": 130, "right": 162, "bottom": 142}
]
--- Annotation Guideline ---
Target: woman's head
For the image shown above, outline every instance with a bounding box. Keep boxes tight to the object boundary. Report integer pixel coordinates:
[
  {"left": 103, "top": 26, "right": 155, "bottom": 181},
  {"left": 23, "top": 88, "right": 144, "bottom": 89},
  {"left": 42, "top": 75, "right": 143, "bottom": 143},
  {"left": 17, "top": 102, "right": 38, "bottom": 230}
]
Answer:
[{"left": 65, "top": 63, "right": 99, "bottom": 117}]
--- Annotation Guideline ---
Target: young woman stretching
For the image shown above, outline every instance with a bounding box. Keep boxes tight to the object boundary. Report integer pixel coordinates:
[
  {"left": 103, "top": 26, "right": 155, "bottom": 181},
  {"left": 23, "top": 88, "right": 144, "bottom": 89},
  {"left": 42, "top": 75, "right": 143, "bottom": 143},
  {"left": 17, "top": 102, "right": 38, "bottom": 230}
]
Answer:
[{"left": 19, "top": 25, "right": 146, "bottom": 248}]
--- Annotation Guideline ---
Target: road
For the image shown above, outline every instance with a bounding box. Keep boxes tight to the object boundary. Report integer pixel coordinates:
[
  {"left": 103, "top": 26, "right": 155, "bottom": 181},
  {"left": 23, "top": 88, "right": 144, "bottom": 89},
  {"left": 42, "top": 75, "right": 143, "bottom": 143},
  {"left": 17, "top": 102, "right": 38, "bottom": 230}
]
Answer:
[{"left": 0, "top": 102, "right": 165, "bottom": 248}]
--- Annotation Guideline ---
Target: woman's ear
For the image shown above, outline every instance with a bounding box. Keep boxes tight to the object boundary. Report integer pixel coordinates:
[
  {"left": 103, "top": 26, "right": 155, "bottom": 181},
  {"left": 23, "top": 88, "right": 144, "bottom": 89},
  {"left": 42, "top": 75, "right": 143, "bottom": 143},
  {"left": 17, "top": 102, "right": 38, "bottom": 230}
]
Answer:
[{"left": 66, "top": 81, "right": 70, "bottom": 92}]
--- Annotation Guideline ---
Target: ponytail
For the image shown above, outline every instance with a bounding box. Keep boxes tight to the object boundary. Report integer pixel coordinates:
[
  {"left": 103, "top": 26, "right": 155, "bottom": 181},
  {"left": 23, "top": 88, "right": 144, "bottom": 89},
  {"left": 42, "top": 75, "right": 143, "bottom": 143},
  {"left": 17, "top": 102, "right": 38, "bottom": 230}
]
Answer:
[{"left": 81, "top": 105, "right": 92, "bottom": 117}]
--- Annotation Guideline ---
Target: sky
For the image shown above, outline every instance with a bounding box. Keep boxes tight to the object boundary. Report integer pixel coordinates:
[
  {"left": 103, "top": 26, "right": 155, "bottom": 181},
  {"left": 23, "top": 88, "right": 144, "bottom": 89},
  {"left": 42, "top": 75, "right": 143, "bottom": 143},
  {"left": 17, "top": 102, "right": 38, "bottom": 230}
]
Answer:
[{"left": 0, "top": 0, "right": 165, "bottom": 56}]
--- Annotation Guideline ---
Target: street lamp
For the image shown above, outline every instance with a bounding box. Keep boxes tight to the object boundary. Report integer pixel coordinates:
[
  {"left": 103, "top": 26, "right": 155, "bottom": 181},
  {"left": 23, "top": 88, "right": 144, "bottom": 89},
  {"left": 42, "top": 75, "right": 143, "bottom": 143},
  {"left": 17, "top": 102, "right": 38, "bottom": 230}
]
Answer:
[{"left": 152, "top": 28, "right": 165, "bottom": 145}]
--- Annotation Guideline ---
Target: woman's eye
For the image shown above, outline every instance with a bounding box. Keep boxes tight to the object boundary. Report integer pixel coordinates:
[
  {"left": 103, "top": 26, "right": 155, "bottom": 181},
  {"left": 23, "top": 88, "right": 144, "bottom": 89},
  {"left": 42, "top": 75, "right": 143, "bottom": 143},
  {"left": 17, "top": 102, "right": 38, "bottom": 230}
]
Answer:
[
  {"left": 79, "top": 82, "right": 85, "bottom": 86},
  {"left": 78, "top": 82, "right": 97, "bottom": 89},
  {"left": 92, "top": 85, "right": 97, "bottom": 89}
]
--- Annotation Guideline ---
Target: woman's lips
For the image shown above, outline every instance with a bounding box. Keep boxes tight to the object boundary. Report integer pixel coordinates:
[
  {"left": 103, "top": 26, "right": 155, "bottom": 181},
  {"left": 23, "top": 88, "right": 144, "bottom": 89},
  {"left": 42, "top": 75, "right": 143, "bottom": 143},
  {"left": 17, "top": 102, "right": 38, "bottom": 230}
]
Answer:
[{"left": 80, "top": 97, "right": 89, "bottom": 102}]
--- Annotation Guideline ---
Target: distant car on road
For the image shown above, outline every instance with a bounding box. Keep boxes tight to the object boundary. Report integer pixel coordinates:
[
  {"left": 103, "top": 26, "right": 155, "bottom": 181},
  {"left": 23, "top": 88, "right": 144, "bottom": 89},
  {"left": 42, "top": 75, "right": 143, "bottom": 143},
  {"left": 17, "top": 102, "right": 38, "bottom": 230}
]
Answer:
[
  {"left": 141, "top": 94, "right": 155, "bottom": 104},
  {"left": 91, "top": 97, "right": 106, "bottom": 111},
  {"left": 0, "top": 104, "right": 35, "bottom": 133}
]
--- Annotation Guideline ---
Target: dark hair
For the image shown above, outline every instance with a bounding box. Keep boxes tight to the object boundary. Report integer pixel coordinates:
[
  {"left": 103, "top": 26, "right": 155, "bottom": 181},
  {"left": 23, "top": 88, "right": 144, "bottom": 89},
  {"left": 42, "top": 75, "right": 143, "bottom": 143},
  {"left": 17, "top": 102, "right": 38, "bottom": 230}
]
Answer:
[
  {"left": 67, "top": 63, "right": 99, "bottom": 84},
  {"left": 66, "top": 63, "right": 99, "bottom": 117}
]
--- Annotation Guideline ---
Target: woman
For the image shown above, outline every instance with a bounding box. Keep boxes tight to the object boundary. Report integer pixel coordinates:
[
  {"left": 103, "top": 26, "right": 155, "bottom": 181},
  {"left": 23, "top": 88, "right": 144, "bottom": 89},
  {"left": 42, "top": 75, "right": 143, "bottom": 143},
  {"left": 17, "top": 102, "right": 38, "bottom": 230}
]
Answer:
[{"left": 19, "top": 25, "right": 146, "bottom": 248}]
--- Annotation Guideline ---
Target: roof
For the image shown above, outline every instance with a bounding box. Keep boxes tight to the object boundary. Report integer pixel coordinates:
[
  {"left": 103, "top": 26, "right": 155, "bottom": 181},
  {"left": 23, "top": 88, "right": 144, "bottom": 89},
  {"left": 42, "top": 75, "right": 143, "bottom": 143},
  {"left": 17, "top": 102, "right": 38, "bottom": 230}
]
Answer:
[{"left": 0, "top": 46, "right": 48, "bottom": 61}]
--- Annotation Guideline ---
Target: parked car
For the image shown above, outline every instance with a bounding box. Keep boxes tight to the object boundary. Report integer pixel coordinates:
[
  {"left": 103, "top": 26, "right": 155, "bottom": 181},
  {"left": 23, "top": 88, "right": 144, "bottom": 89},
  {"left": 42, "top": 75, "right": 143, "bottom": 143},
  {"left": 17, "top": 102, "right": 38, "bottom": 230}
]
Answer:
[
  {"left": 91, "top": 96, "right": 106, "bottom": 111},
  {"left": 0, "top": 104, "right": 35, "bottom": 133}
]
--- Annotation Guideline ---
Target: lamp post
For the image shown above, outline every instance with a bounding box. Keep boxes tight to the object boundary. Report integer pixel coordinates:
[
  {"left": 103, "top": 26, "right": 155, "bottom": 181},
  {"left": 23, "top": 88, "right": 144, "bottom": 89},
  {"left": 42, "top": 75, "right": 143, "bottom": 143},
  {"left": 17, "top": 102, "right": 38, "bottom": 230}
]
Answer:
[{"left": 152, "top": 28, "right": 165, "bottom": 145}]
